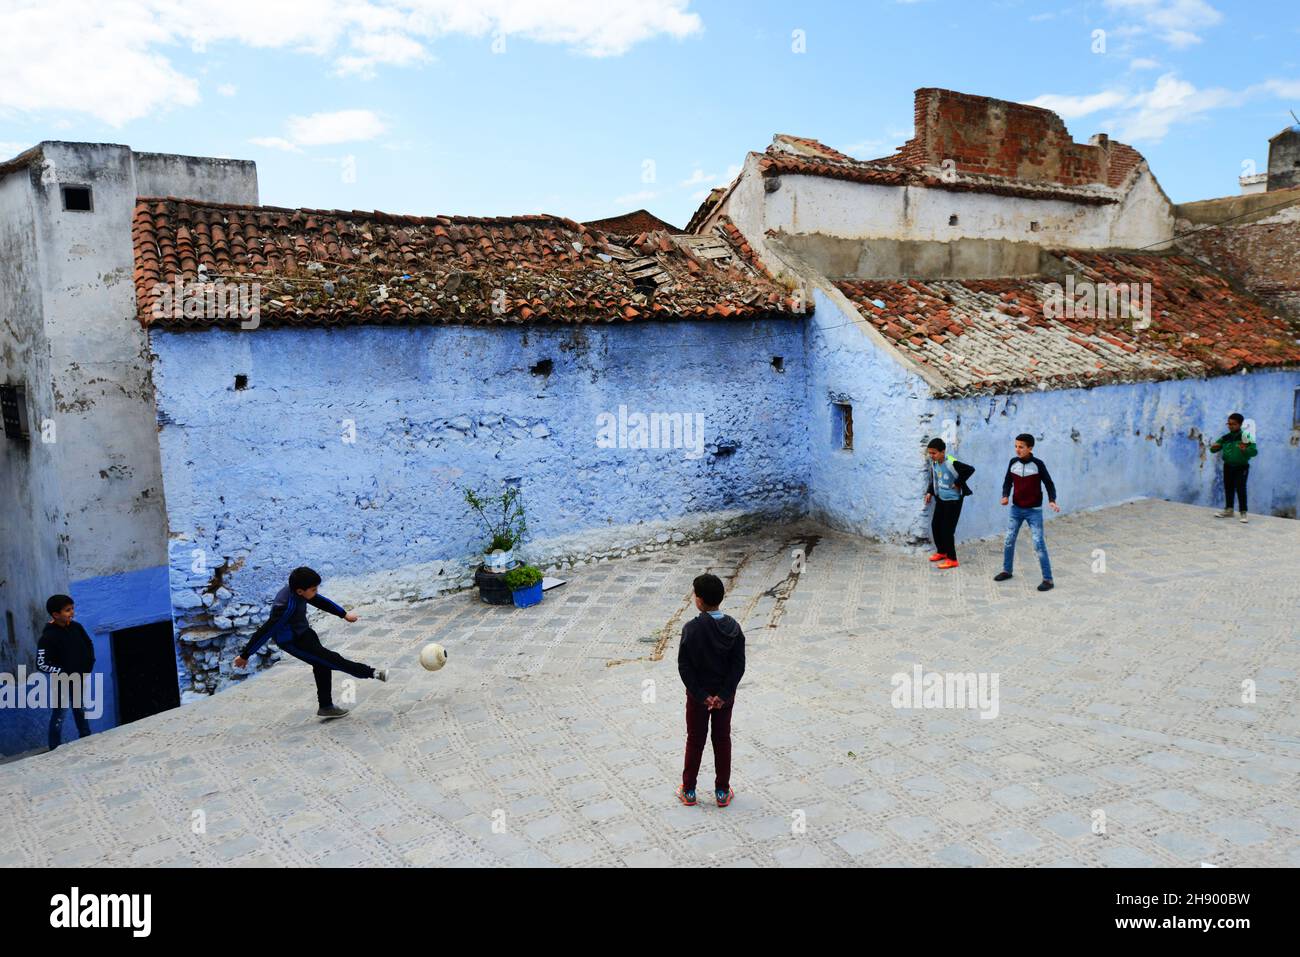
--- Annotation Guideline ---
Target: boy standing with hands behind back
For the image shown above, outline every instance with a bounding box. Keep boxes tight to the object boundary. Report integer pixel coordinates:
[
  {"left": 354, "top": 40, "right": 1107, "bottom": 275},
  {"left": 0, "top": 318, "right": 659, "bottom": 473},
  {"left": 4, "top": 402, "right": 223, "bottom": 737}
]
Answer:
[{"left": 676, "top": 573, "right": 745, "bottom": 809}]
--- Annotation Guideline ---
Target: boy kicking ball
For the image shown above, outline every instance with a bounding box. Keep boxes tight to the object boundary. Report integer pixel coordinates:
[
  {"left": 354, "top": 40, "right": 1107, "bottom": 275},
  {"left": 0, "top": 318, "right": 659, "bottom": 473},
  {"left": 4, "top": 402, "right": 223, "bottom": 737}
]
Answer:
[
  {"left": 234, "top": 566, "right": 387, "bottom": 719},
  {"left": 675, "top": 573, "right": 746, "bottom": 809}
]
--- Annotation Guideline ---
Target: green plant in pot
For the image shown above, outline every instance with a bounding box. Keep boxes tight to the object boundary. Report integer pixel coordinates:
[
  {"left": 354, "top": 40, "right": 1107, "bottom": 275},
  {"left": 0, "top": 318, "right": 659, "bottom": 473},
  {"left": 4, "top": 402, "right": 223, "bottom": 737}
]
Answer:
[
  {"left": 463, "top": 484, "right": 528, "bottom": 572},
  {"left": 503, "top": 565, "right": 544, "bottom": 608}
]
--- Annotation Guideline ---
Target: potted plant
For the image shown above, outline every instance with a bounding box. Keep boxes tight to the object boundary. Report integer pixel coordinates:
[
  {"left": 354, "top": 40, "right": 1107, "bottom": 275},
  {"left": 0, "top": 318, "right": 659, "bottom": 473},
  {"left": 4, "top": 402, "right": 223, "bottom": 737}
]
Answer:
[
  {"left": 504, "top": 565, "right": 544, "bottom": 608},
  {"left": 463, "top": 485, "right": 528, "bottom": 572}
]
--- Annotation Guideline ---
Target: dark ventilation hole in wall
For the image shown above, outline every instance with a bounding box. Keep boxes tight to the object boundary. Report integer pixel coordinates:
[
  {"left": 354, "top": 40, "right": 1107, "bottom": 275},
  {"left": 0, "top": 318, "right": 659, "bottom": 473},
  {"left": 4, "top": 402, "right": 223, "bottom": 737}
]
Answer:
[
  {"left": 1, "top": 383, "right": 31, "bottom": 441},
  {"left": 530, "top": 358, "right": 553, "bottom": 376},
  {"left": 832, "top": 402, "right": 854, "bottom": 451},
  {"left": 948, "top": 214, "right": 959, "bottom": 226},
  {"left": 5, "top": 611, "right": 15, "bottom": 648},
  {"left": 771, "top": 356, "right": 785, "bottom": 373},
  {"left": 61, "top": 185, "right": 93, "bottom": 212},
  {"left": 234, "top": 374, "right": 249, "bottom": 390},
  {"left": 1030, "top": 221, "right": 1040, "bottom": 232}
]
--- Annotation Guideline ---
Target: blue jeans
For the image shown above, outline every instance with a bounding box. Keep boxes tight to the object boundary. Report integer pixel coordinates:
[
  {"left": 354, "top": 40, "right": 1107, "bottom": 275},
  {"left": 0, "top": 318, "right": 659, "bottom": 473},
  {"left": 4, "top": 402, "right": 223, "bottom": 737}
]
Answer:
[{"left": 1003, "top": 505, "right": 1052, "bottom": 580}]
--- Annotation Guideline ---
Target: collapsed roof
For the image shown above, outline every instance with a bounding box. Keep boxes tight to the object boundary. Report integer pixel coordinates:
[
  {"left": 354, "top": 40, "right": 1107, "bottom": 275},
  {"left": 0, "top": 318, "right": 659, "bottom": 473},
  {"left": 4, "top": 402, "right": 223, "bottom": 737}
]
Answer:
[{"left": 133, "top": 199, "right": 803, "bottom": 328}]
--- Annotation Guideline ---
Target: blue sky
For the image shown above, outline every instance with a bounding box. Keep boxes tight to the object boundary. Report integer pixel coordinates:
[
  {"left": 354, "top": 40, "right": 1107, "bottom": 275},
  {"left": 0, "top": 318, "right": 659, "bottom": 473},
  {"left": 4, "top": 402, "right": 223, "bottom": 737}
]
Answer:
[{"left": 2, "top": 0, "right": 1298, "bottom": 226}]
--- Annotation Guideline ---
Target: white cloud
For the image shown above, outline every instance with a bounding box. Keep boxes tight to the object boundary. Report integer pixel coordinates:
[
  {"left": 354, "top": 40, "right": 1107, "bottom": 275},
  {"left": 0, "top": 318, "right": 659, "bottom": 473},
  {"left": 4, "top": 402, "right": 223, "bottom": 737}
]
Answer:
[
  {"left": 285, "top": 110, "right": 388, "bottom": 146},
  {"left": 612, "top": 189, "right": 659, "bottom": 206},
  {"left": 679, "top": 168, "right": 716, "bottom": 187},
  {"left": 0, "top": 141, "right": 34, "bottom": 158},
  {"left": 1129, "top": 57, "right": 1160, "bottom": 70},
  {"left": 1029, "top": 71, "right": 1294, "bottom": 144},
  {"left": 217, "top": 83, "right": 239, "bottom": 96},
  {"left": 1104, "top": 0, "right": 1222, "bottom": 48},
  {"left": 250, "top": 110, "right": 387, "bottom": 152},
  {"left": 0, "top": 0, "right": 703, "bottom": 126},
  {"left": 1028, "top": 90, "right": 1130, "bottom": 119}
]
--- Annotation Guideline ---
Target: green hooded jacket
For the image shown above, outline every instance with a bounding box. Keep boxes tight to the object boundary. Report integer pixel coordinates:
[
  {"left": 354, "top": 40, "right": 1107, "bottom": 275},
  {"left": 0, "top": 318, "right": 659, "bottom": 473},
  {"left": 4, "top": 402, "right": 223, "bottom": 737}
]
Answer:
[{"left": 1210, "top": 429, "right": 1258, "bottom": 467}]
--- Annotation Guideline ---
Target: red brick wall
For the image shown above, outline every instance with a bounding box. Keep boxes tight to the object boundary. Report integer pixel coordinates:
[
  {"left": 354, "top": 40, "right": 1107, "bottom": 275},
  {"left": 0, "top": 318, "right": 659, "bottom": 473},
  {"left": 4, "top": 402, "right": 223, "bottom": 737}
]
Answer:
[
  {"left": 901, "top": 88, "right": 1110, "bottom": 187},
  {"left": 1177, "top": 211, "right": 1300, "bottom": 319}
]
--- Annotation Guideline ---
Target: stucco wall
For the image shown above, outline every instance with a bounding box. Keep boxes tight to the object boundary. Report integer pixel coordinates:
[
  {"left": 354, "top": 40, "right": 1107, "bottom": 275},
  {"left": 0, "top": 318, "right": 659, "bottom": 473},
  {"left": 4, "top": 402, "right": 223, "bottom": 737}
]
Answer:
[
  {"left": 149, "top": 320, "right": 809, "bottom": 696},
  {"left": 0, "top": 169, "right": 67, "bottom": 755},
  {"left": 1, "top": 143, "right": 260, "bottom": 753},
  {"left": 926, "top": 370, "right": 1300, "bottom": 546}
]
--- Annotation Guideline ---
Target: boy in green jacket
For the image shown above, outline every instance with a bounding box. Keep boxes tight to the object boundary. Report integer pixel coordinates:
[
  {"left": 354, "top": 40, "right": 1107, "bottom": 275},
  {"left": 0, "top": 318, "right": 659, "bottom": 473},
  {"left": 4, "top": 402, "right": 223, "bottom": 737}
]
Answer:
[{"left": 1210, "top": 412, "right": 1257, "bottom": 524}]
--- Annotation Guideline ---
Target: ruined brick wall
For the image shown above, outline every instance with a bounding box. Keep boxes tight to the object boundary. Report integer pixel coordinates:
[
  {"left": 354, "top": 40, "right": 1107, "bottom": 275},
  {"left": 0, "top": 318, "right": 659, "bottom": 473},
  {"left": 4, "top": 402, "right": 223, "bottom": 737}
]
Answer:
[
  {"left": 1176, "top": 200, "right": 1300, "bottom": 320},
  {"left": 900, "top": 88, "right": 1110, "bottom": 187}
]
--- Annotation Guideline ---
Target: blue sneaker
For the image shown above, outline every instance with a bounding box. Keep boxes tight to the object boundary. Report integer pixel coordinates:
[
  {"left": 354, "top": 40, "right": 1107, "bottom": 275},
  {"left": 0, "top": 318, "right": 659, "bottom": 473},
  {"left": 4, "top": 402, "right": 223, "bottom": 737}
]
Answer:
[
  {"left": 716, "top": 788, "right": 734, "bottom": 807},
  {"left": 675, "top": 785, "right": 697, "bottom": 806}
]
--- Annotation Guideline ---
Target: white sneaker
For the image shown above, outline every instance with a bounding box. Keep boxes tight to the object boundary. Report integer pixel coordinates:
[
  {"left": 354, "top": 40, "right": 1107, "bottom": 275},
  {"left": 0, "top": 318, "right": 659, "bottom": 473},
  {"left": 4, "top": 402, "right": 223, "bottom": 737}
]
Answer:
[
  {"left": 374, "top": 668, "right": 388, "bottom": 682},
  {"left": 1238, "top": 515, "right": 1249, "bottom": 524},
  {"left": 1215, "top": 509, "right": 1233, "bottom": 518}
]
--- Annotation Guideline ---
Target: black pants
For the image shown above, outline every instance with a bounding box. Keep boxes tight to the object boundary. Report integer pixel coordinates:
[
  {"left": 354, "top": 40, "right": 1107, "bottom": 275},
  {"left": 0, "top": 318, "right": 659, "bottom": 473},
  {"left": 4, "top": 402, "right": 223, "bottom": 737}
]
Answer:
[
  {"left": 1224, "top": 464, "right": 1249, "bottom": 513},
  {"left": 279, "top": 629, "right": 374, "bottom": 708},
  {"left": 49, "top": 705, "right": 91, "bottom": 750},
  {"left": 931, "top": 497, "right": 964, "bottom": 559}
]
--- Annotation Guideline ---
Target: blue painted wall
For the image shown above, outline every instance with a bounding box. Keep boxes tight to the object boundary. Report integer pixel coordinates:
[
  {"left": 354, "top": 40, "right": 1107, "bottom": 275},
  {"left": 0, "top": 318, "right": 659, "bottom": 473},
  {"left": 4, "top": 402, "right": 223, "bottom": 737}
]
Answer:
[
  {"left": 149, "top": 320, "right": 810, "bottom": 692},
  {"left": 802, "top": 286, "right": 1300, "bottom": 549}
]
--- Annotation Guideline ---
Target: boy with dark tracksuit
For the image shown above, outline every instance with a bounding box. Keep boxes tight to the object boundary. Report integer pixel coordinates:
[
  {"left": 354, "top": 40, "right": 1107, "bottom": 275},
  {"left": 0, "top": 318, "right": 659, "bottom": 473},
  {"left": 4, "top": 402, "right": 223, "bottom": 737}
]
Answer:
[
  {"left": 676, "top": 573, "right": 745, "bottom": 808},
  {"left": 233, "top": 567, "right": 386, "bottom": 719},
  {"left": 924, "top": 438, "right": 975, "bottom": 569},
  {"left": 37, "top": 594, "right": 95, "bottom": 750},
  {"left": 995, "top": 434, "right": 1060, "bottom": 592},
  {"left": 1210, "top": 412, "right": 1258, "bottom": 524}
]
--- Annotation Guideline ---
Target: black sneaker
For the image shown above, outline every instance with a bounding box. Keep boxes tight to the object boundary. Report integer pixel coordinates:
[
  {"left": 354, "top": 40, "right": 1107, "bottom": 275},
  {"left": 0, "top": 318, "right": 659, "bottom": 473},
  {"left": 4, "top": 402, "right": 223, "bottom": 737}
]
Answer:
[
  {"left": 993, "top": 572, "right": 1013, "bottom": 582},
  {"left": 317, "top": 706, "right": 350, "bottom": 719},
  {"left": 1037, "top": 580, "right": 1054, "bottom": 592}
]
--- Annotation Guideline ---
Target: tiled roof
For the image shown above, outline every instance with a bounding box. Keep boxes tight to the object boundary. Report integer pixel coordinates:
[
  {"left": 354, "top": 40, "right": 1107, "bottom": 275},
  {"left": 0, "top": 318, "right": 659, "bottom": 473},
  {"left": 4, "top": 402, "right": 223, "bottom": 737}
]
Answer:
[
  {"left": 583, "top": 209, "right": 684, "bottom": 235},
  {"left": 133, "top": 198, "right": 804, "bottom": 328},
  {"left": 685, "top": 186, "right": 729, "bottom": 235},
  {"left": 759, "top": 137, "right": 1127, "bottom": 206},
  {"left": 837, "top": 252, "right": 1300, "bottom": 396}
]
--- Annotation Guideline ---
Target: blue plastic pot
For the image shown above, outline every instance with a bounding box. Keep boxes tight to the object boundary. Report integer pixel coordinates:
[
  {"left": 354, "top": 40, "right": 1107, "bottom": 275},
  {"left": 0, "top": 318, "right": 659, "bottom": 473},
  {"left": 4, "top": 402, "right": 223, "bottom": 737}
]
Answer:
[{"left": 511, "top": 581, "right": 543, "bottom": 608}]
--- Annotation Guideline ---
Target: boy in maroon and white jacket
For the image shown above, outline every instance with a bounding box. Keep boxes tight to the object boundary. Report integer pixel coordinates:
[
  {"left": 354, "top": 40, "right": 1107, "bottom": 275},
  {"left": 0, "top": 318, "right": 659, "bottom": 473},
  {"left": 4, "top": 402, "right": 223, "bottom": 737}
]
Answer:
[{"left": 995, "top": 434, "right": 1060, "bottom": 591}]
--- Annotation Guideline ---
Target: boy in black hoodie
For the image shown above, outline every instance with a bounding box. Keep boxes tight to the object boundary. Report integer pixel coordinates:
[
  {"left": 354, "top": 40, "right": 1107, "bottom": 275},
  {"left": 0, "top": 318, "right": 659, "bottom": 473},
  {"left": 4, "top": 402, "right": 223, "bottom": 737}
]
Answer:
[
  {"left": 37, "top": 594, "right": 96, "bottom": 750},
  {"left": 676, "top": 573, "right": 745, "bottom": 808}
]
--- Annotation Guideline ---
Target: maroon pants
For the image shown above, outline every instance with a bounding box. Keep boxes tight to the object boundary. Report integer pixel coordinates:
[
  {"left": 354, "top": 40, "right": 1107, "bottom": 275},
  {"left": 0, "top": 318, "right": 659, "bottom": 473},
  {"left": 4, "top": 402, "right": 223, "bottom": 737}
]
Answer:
[{"left": 682, "top": 692, "right": 734, "bottom": 792}]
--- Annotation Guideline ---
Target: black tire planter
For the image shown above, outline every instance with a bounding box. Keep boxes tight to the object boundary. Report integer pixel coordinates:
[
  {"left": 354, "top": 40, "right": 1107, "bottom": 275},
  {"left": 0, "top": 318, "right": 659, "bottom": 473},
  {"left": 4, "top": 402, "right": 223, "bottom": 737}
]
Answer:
[{"left": 474, "top": 566, "right": 515, "bottom": 605}]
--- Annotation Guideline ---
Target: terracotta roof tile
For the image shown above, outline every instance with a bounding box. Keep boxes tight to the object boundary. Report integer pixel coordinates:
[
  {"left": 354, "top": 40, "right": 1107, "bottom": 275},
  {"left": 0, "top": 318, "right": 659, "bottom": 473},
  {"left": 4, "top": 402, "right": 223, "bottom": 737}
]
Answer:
[
  {"left": 837, "top": 252, "right": 1300, "bottom": 396},
  {"left": 134, "top": 199, "right": 805, "bottom": 328}
]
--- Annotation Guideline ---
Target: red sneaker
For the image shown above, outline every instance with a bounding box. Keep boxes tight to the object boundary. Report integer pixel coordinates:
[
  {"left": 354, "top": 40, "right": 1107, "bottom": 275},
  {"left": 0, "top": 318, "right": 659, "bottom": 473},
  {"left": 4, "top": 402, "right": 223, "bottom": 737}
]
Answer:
[
  {"left": 936, "top": 559, "right": 960, "bottom": 569},
  {"left": 675, "top": 784, "right": 697, "bottom": 806},
  {"left": 927, "top": 553, "right": 946, "bottom": 562},
  {"left": 715, "top": 788, "right": 734, "bottom": 808}
]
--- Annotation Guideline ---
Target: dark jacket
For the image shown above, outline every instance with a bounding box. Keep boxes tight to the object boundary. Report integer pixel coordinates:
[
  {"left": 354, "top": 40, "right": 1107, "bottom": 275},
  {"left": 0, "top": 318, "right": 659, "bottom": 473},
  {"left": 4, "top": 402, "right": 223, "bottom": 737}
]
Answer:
[
  {"left": 37, "top": 621, "right": 96, "bottom": 675},
  {"left": 926, "top": 455, "right": 975, "bottom": 498},
  {"left": 678, "top": 612, "right": 746, "bottom": 702},
  {"left": 1001, "top": 455, "right": 1058, "bottom": 508},
  {"left": 240, "top": 586, "right": 348, "bottom": 659}
]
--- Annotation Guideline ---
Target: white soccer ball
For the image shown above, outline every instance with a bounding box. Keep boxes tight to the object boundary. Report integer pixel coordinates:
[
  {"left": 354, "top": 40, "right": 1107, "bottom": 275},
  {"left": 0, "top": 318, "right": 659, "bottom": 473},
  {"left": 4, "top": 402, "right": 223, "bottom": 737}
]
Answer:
[{"left": 419, "top": 642, "right": 448, "bottom": 672}]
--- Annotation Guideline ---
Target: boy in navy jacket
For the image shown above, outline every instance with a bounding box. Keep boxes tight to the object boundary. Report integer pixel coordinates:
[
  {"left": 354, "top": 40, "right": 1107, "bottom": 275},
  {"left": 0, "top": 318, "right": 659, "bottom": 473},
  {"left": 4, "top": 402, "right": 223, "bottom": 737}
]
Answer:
[
  {"left": 38, "top": 594, "right": 96, "bottom": 750},
  {"left": 995, "top": 434, "right": 1060, "bottom": 592},
  {"left": 676, "top": 573, "right": 746, "bottom": 808},
  {"left": 234, "top": 567, "right": 386, "bottom": 718}
]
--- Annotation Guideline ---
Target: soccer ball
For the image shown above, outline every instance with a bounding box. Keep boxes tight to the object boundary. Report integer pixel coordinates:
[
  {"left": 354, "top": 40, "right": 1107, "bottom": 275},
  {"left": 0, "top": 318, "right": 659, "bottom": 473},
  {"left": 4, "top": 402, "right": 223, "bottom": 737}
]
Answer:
[{"left": 419, "top": 642, "right": 448, "bottom": 672}]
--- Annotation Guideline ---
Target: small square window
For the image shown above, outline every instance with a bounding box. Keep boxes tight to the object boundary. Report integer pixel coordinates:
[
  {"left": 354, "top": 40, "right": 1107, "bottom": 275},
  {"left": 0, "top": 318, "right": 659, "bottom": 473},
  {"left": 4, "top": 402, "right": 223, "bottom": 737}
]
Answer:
[
  {"left": 832, "top": 401, "right": 853, "bottom": 451},
  {"left": 61, "top": 185, "right": 93, "bottom": 212},
  {"left": 1030, "top": 221, "right": 1040, "bottom": 232},
  {"left": 234, "top": 374, "right": 249, "bottom": 390},
  {"left": 948, "top": 214, "right": 959, "bottom": 226},
  {"left": 1293, "top": 387, "right": 1300, "bottom": 429}
]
